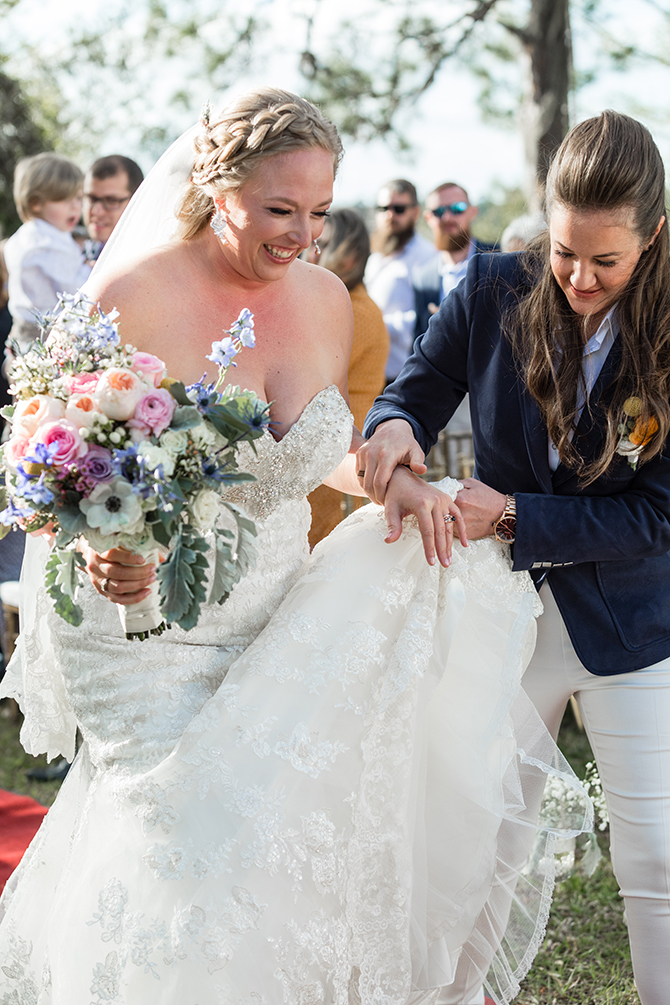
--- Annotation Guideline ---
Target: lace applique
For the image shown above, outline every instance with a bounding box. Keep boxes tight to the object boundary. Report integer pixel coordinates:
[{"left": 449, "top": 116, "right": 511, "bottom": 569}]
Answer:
[
  {"left": 143, "top": 838, "right": 237, "bottom": 881},
  {"left": 0, "top": 927, "right": 48, "bottom": 1005},
  {"left": 367, "top": 567, "right": 417, "bottom": 612},
  {"left": 273, "top": 722, "right": 348, "bottom": 778}
]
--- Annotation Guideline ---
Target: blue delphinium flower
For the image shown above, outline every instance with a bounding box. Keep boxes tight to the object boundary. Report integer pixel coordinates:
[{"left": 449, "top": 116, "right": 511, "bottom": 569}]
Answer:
[
  {"left": 207, "top": 337, "right": 239, "bottom": 369},
  {"left": 231, "top": 308, "right": 256, "bottom": 348},
  {"left": 0, "top": 498, "right": 35, "bottom": 526},
  {"left": 19, "top": 473, "right": 54, "bottom": 506},
  {"left": 22, "top": 441, "right": 60, "bottom": 468}
]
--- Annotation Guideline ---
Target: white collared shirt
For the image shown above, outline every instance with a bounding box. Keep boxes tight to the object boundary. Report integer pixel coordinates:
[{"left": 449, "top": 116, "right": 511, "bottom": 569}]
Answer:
[
  {"left": 365, "top": 232, "right": 436, "bottom": 381},
  {"left": 548, "top": 306, "right": 618, "bottom": 471},
  {"left": 439, "top": 239, "right": 478, "bottom": 300},
  {"left": 4, "top": 218, "right": 91, "bottom": 323}
]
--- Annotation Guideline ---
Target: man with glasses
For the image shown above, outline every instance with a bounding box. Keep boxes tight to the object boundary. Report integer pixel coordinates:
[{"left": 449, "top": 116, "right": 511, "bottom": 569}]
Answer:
[
  {"left": 83, "top": 155, "right": 144, "bottom": 262},
  {"left": 414, "top": 182, "right": 497, "bottom": 338},
  {"left": 365, "top": 179, "right": 436, "bottom": 382}
]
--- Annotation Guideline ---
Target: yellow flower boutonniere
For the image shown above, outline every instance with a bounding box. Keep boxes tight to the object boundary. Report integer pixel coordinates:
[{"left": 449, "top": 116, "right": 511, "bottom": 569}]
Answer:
[{"left": 616, "top": 397, "right": 659, "bottom": 470}]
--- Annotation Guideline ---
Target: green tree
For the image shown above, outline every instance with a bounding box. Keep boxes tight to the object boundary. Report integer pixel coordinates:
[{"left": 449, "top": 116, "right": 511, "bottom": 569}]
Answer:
[{"left": 0, "top": 67, "right": 53, "bottom": 236}]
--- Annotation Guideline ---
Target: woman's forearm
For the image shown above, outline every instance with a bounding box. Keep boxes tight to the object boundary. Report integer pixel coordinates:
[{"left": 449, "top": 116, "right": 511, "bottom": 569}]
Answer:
[{"left": 322, "top": 428, "right": 368, "bottom": 497}]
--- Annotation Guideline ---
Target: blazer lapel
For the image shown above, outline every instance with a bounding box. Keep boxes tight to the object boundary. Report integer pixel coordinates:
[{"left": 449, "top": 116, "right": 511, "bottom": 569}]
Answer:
[
  {"left": 551, "top": 337, "right": 624, "bottom": 489},
  {"left": 517, "top": 380, "right": 553, "bottom": 493}
]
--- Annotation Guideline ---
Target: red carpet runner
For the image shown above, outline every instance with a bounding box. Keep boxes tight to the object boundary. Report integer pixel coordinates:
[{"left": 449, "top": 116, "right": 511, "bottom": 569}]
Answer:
[{"left": 0, "top": 788, "right": 48, "bottom": 891}]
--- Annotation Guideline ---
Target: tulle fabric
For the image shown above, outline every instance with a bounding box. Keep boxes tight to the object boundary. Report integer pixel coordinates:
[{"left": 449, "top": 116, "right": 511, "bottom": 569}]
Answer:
[{"left": 0, "top": 470, "right": 591, "bottom": 1004}]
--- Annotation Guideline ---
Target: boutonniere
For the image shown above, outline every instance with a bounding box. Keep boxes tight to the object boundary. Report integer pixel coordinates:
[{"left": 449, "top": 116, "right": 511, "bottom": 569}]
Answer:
[{"left": 616, "top": 397, "right": 659, "bottom": 470}]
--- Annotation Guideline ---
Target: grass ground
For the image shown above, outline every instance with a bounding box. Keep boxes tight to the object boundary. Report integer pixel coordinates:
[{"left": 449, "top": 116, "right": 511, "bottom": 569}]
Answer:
[{"left": 0, "top": 701, "right": 640, "bottom": 1003}]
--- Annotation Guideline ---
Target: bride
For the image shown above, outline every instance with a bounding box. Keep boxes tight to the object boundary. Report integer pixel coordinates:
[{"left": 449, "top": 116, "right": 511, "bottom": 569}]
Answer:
[{"left": 0, "top": 89, "right": 589, "bottom": 1005}]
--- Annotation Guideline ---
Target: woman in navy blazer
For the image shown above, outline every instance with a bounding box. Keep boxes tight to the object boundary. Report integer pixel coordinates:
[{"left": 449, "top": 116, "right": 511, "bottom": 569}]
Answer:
[{"left": 360, "top": 111, "right": 670, "bottom": 1005}]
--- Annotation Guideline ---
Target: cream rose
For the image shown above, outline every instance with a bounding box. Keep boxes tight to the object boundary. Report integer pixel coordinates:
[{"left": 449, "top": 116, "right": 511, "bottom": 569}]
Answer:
[
  {"left": 136, "top": 441, "right": 175, "bottom": 478},
  {"left": 65, "top": 393, "right": 105, "bottom": 430},
  {"left": 93, "top": 368, "right": 148, "bottom": 421},
  {"left": 13, "top": 395, "right": 66, "bottom": 438},
  {"left": 159, "top": 428, "right": 189, "bottom": 459},
  {"left": 190, "top": 488, "right": 221, "bottom": 531}
]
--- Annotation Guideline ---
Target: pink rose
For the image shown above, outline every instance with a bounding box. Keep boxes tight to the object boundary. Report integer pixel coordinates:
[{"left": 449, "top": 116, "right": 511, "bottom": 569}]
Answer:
[
  {"left": 31, "top": 420, "right": 87, "bottom": 467},
  {"left": 67, "top": 371, "right": 102, "bottom": 394},
  {"left": 65, "top": 393, "right": 104, "bottom": 430},
  {"left": 131, "top": 352, "right": 167, "bottom": 388},
  {"left": 3, "top": 435, "right": 30, "bottom": 470},
  {"left": 129, "top": 388, "right": 177, "bottom": 437},
  {"left": 12, "top": 395, "right": 66, "bottom": 438},
  {"left": 93, "top": 367, "right": 148, "bottom": 421}
]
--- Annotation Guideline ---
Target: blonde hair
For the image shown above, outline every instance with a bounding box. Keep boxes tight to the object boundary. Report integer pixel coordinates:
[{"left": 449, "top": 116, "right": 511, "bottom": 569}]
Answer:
[
  {"left": 13, "top": 153, "right": 84, "bottom": 223},
  {"left": 176, "top": 88, "right": 343, "bottom": 240}
]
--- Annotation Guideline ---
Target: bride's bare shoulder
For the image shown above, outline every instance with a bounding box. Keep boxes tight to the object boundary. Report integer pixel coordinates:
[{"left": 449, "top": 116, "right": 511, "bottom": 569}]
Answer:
[{"left": 86, "top": 243, "right": 187, "bottom": 317}]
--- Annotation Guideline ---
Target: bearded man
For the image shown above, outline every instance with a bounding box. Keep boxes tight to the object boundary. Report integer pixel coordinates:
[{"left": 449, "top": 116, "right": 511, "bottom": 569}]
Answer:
[
  {"left": 413, "top": 182, "right": 498, "bottom": 338},
  {"left": 365, "top": 179, "right": 436, "bottom": 382}
]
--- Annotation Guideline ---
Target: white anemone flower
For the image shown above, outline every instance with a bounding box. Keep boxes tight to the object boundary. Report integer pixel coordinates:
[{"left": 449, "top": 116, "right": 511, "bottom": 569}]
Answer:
[{"left": 81, "top": 477, "right": 144, "bottom": 536}]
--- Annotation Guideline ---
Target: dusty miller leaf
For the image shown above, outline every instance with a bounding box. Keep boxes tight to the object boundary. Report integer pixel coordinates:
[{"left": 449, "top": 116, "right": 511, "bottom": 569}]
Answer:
[
  {"left": 209, "top": 502, "right": 257, "bottom": 606},
  {"left": 157, "top": 525, "right": 209, "bottom": 631},
  {"left": 45, "top": 549, "right": 84, "bottom": 626}
]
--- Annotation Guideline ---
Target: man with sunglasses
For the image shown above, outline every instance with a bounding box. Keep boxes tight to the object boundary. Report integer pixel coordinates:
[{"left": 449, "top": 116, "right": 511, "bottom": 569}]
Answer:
[
  {"left": 365, "top": 179, "right": 436, "bottom": 382},
  {"left": 83, "top": 154, "right": 144, "bottom": 262},
  {"left": 414, "top": 182, "right": 498, "bottom": 338}
]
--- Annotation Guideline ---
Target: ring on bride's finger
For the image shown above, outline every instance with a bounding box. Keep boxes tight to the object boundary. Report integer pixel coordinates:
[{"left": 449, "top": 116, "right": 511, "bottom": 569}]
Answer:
[
  {"left": 357, "top": 470, "right": 365, "bottom": 478},
  {"left": 102, "top": 577, "right": 111, "bottom": 594},
  {"left": 443, "top": 514, "right": 456, "bottom": 524}
]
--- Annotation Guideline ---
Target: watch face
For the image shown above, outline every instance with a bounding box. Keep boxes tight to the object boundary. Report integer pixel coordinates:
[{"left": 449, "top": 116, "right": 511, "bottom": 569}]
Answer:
[{"left": 495, "top": 518, "right": 516, "bottom": 543}]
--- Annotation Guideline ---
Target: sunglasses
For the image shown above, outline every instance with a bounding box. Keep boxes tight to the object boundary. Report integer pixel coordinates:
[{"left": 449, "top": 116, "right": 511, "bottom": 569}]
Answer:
[
  {"left": 376, "top": 203, "right": 415, "bottom": 214},
  {"left": 429, "top": 201, "right": 469, "bottom": 218}
]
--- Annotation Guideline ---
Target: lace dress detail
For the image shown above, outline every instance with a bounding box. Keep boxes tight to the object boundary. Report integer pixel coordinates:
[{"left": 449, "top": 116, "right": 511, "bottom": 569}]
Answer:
[{"left": 0, "top": 389, "right": 590, "bottom": 1005}]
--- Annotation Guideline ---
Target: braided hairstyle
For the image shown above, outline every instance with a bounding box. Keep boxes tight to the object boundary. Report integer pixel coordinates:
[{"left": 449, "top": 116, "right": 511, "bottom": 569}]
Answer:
[{"left": 177, "top": 88, "right": 343, "bottom": 240}]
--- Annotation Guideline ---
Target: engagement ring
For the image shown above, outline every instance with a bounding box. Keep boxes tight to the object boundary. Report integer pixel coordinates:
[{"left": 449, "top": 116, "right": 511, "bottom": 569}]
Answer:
[
  {"left": 443, "top": 514, "right": 456, "bottom": 524},
  {"left": 102, "top": 578, "right": 111, "bottom": 594}
]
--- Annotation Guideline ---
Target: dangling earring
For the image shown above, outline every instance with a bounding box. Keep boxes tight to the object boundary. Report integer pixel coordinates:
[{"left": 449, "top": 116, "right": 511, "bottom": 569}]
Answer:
[
  {"left": 312, "top": 238, "right": 321, "bottom": 256},
  {"left": 210, "top": 207, "right": 228, "bottom": 245}
]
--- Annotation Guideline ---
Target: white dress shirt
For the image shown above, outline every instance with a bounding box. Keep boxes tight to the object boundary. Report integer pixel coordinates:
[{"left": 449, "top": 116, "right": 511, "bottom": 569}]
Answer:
[
  {"left": 4, "top": 218, "right": 91, "bottom": 323},
  {"left": 365, "top": 232, "right": 436, "bottom": 381},
  {"left": 439, "top": 239, "right": 478, "bottom": 300},
  {"left": 548, "top": 306, "right": 618, "bottom": 471}
]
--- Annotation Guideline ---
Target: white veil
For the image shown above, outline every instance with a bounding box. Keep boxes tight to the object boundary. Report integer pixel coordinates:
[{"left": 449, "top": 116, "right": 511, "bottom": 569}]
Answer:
[
  {"left": 0, "top": 123, "right": 201, "bottom": 760},
  {"left": 87, "top": 123, "right": 200, "bottom": 284}
]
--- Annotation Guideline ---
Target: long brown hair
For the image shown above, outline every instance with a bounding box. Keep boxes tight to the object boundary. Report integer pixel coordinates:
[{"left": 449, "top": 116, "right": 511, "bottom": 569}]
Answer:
[
  {"left": 508, "top": 110, "right": 670, "bottom": 484},
  {"left": 318, "top": 209, "right": 370, "bottom": 290}
]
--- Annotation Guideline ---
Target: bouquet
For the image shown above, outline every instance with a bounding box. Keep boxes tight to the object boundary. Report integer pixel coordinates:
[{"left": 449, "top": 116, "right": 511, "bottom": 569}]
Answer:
[{"left": 0, "top": 292, "right": 271, "bottom": 639}]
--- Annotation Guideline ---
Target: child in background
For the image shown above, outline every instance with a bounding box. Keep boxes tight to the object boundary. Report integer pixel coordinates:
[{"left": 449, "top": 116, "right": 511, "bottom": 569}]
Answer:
[{"left": 4, "top": 153, "right": 91, "bottom": 358}]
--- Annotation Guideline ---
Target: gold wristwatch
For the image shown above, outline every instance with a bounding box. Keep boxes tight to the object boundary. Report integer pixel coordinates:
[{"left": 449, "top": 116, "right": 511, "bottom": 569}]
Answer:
[{"left": 493, "top": 494, "right": 517, "bottom": 543}]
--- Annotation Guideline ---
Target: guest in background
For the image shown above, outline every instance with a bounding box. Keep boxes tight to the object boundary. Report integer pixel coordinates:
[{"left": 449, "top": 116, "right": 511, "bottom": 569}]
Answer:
[
  {"left": 413, "top": 182, "right": 498, "bottom": 338},
  {"left": 308, "top": 209, "right": 389, "bottom": 545},
  {"left": 365, "top": 179, "right": 435, "bottom": 383},
  {"left": 4, "top": 153, "right": 91, "bottom": 357},
  {"left": 82, "top": 154, "right": 144, "bottom": 262},
  {"left": 501, "top": 211, "right": 548, "bottom": 252}
]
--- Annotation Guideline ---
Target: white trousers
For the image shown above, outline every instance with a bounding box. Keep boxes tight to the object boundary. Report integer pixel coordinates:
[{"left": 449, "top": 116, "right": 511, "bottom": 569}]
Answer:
[{"left": 522, "top": 584, "right": 670, "bottom": 1005}]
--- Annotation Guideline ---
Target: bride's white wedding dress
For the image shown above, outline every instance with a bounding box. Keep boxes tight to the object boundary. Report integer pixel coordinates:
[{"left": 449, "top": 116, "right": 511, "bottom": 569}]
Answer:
[{"left": 0, "top": 386, "right": 590, "bottom": 1005}]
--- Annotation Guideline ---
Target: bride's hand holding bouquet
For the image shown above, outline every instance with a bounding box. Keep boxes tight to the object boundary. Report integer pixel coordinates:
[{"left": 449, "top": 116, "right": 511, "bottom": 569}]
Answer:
[{"left": 0, "top": 292, "right": 270, "bottom": 639}]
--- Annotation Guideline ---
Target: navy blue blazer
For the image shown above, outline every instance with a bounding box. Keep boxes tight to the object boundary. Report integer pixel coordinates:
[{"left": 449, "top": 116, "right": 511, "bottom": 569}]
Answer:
[
  {"left": 364, "top": 252, "right": 670, "bottom": 676},
  {"left": 413, "top": 239, "right": 498, "bottom": 339}
]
